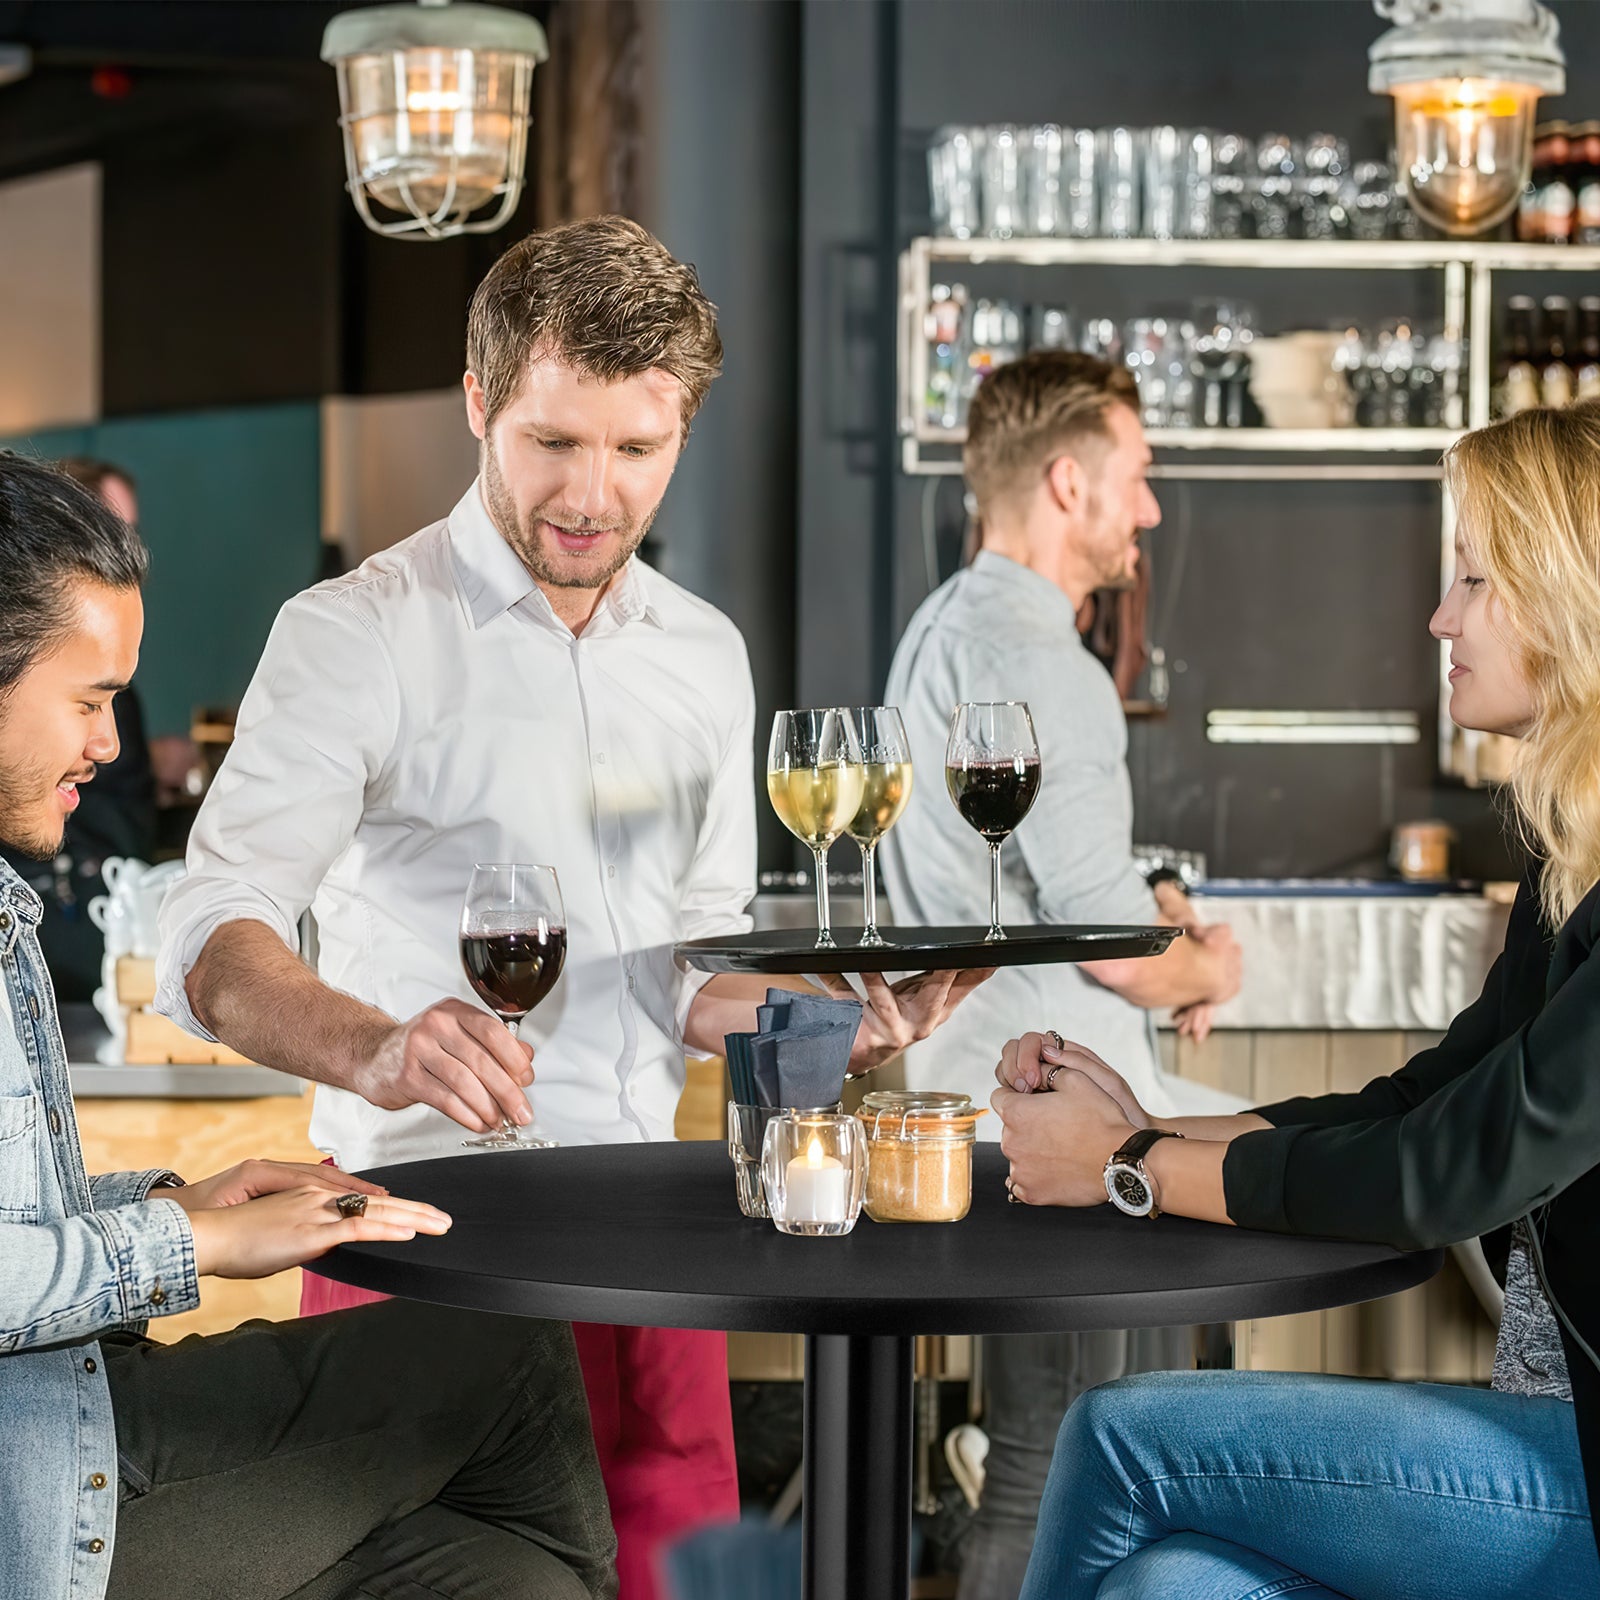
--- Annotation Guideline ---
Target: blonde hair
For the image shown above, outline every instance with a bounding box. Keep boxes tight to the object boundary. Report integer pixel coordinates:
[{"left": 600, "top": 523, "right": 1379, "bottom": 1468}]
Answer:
[
  {"left": 1444, "top": 401, "right": 1600, "bottom": 926},
  {"left": 466, "top": 215, "right": 722, "bottom": 438},
  {"left": 963, "top": 351, "right": 1138, "bottom": 512}
]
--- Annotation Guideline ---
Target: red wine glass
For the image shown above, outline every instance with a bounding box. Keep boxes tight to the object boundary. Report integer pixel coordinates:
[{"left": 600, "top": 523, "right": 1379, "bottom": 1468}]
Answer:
[
  {"left": 945, "top": 702, "right": 1041, "bottom": 942},
  {"left": 458, "top": 862, "right": 565, "bottom": 1151}
]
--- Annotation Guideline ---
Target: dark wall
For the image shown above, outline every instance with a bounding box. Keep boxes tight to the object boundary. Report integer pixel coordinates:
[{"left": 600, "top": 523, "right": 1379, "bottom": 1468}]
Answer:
[{"left": 796, "top": 0, "right": 1600, "bottom": 882}]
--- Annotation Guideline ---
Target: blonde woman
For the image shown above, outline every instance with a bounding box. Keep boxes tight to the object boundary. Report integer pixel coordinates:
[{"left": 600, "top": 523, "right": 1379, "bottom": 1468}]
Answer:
[{"left": 994, "top": 403, "right": 1600, "bottom": 1599}]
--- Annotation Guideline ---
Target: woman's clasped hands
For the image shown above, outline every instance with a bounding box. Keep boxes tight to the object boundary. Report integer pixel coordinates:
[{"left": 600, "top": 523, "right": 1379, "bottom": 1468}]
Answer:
[{"left": 991, "top": 1031, "right": 1152, "bottom": 1207}]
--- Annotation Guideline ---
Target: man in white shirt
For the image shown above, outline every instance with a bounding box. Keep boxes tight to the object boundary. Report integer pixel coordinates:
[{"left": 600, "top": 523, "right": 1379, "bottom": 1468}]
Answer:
[
  {"left": 157, "top": 215, "right": 980, "bottom": 1600},
  {"left": 881, "top": 350, "right": 1243, "bottom": 1599}
]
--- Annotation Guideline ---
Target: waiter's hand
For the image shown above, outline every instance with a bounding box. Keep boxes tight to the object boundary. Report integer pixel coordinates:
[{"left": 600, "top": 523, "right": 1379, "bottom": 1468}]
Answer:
[
  {"left": 820, "top": 968, "right": 996, "bottom": 1075},
  {"left": 352, "top": 999, "right": 536, "bottom": 1134}
]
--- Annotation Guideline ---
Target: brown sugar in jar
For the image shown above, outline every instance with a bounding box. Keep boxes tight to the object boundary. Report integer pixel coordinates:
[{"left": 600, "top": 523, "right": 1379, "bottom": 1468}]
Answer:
[{"left": 858, "top": 1090, "right": 983, "bottom": 1223}]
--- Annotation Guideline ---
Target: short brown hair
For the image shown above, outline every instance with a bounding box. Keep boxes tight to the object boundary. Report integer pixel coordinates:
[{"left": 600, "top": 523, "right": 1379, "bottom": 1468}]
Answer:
[
  {"left": 466, "top": 214, "right": 722, "bottom": 438},
  {"left": 963, "top": 351, "right": 1138, "bottom": 510}
]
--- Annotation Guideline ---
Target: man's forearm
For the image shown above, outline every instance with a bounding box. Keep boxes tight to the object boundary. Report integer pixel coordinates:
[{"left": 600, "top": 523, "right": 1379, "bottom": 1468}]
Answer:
[
  {"left": 682, "top": 973, "right": 813, "bottom": 1059},
  {"left": 186, "top": 919, "right": 393, "bottom": 1088}
]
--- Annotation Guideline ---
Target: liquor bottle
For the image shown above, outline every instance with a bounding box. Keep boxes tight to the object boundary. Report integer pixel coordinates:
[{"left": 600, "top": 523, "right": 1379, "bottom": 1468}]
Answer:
[
  {"left": 1577, "top": 297, "right": 1600, "bottom": 402},
  {"left": 1541, "top": 296, "right": 1576, "bottom": 407},
  {"left": 1498, "top": 296, "right": 1541, "bottom": 416},
  {"left": 1520, "top": 125, "right": 1553, "bottom": 242},
  {"left": 1577, "top": 123, "right": 1600, "bottom": 247},
  {"left": 1541, "top": 122, "right": 1575, "bottom": 246}
]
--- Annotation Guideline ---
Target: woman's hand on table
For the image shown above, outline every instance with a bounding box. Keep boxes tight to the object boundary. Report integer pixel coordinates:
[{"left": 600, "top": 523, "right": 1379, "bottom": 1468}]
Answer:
[
  {"left": 825, "top": 967, "right": 996, "bottom": 1075},
  {"left": 185, "top": 1186, "right": 453, "bottom": 1280},
  {"left": 992, "top": 1067, "right": 1134, "bottom": 1207},
  {"left": 155, "top": 1160, "right": 388, "bottom": 1214},
  {"left": 992, "top": 1032, "right": 1154, "bottom": 1131}
]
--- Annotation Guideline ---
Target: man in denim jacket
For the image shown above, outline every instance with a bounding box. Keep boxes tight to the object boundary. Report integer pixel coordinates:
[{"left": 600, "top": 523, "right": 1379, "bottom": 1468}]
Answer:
[{"left": 0, "top": 455, "right": 616, "bottom": 1600}]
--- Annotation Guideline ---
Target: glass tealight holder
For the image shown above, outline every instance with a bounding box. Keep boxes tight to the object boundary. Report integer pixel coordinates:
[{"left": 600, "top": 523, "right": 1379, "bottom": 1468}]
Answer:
[
  {"left": 759, "top": 1112, "right": 867, "bottom": 1237},
  {"left": 728, "top": 1102, "right": 844, "bottom": 1220}
]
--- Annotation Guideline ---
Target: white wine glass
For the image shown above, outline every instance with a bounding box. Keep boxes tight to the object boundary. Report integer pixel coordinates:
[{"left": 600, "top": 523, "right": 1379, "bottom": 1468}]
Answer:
[
  {"left": 945, "top": 702, "right": 1041, "bottom": 942},
  {"left": 459, "top": 863, "right": 565, "bottom": 1151},
  {"left": 843, "top": 706, "right": 914, "bottom": 948},
  {"left": 768, "top": 709, "right": 865, "bottom": 948}
]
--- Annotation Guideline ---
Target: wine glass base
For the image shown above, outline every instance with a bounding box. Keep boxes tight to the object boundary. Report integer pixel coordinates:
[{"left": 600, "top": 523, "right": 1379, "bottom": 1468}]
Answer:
[
  {"left": 857, "top": 929, "right": 887, "bottom": 948},
  {"left": 983, "top": 927, "right": 1008, "bottom": 943},
  {"left": 461, "top": 1133, "right": 560, "bottom": 1152}
]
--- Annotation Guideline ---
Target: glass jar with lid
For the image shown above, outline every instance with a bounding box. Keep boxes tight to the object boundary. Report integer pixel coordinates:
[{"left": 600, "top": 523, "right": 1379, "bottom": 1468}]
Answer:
[{"left": 857, "top": 1090, "right": 983, "bottom": 1224}]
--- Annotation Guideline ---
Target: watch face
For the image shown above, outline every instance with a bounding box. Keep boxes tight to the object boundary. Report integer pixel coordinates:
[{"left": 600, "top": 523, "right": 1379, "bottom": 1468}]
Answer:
[{"left": 1107, "top": 1163, "right": 1154, "bottom": 1217}]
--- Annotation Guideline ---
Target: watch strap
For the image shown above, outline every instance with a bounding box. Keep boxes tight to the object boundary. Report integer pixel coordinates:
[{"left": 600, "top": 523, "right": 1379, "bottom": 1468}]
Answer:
[{"left": 1111, "top": 1127, "right": 1183, "bottom": 1166}]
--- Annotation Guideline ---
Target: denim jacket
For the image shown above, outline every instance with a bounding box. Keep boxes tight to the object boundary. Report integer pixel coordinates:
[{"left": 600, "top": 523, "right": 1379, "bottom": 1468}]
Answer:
[{"left": 0, "top": 861, "right": 199, "bottom": 1600}]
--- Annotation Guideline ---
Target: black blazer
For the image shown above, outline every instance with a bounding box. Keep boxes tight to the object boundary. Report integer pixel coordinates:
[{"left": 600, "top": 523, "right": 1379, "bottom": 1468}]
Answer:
[{"left": 1224, "top": 862, "right": 1600, "bottom": 1548}]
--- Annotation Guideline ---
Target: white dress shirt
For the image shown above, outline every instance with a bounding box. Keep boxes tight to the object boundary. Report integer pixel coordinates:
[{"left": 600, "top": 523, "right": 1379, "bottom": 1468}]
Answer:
[{"left": 156, "top": 481, "right": 756, "bottom": 1169}]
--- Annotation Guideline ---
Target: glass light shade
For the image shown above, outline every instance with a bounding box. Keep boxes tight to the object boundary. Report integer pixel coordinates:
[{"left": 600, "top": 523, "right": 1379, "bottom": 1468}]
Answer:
[
  {"left": 333, "top": 44, "right": 534, "bottom": 238},
  {"left": 1391, "top": 77, "right": 1539, "bottom": 236}
]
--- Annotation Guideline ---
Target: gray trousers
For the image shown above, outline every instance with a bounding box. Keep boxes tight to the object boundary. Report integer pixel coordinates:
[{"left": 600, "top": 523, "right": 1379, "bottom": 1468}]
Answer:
[
  {"left": 103, "top": 1298, "right": 617, "bottom": 1600},
  {"left": 956, "top": 1329, "right": 1192, "bottom": 1600}
]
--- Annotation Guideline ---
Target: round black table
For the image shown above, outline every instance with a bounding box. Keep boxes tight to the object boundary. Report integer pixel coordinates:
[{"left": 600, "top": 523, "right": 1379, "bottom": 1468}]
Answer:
[{"left": 321, "top": 1142, "right": 1440, "bottom": 1600}]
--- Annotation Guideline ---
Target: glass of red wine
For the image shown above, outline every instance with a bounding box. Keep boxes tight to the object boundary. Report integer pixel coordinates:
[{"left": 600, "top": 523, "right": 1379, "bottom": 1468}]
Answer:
[
  {"left": 458, "top": 862, "right": 566, "bottom": 1151},
  {"left": 945, "top": 702, "right": 1041, "bottom": 942}
]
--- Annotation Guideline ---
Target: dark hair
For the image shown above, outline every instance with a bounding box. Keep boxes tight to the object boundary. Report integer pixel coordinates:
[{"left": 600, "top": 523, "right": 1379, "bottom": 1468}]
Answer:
[
  {"left": 466, "top": 214, "right": 723, "bottom": 438},
  {"left": 57, "top": 456, "right": 137, "bottom": 499},
  {"left": 0, "top": 452, "right": 148, "bottom": 697}
]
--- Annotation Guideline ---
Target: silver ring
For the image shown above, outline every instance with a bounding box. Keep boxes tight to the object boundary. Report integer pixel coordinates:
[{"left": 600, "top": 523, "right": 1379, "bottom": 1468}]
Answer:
[
  {"left": 334, "top": 1193, "right": 368, "bottom": 1219},
  {"left": 1044, "top": 1063, "right": 1069, "bottom": 1092},
  {"left": 1045, "top": 1029, "right": 1065, "bottom": 1052}
]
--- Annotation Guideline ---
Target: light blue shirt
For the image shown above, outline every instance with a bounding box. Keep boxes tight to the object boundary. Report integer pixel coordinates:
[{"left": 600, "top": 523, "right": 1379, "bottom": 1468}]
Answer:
[
  {"left": 881, "top": 551, "right": 1177, "bottom": 1120},
  {"left": 0, "top": 860, "right": 197, "bottom": 1600}
]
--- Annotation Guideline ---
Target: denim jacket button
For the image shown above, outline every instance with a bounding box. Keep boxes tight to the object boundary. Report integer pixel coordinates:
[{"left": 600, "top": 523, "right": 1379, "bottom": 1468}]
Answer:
[
  {"left": 83, "top": 1358, "right": 96, "bottom": 1375},
  {"left": 89, "top": 1474, "right": 107, "bottom": 1491},
  {"left": 26, "top": 993, "right": 38, "bottom": 1019},
  {"left": 149, "top": 1286, "right": 167, "bottom": 1308},
  {"left": 48, "top": 1109, "right": 61, "bottom": 1136},
  {"left": 0, "top": 911, "right": 10, "bottom": 930},
  {"left": 87, "top": 1539, "right": 104, "bottom": 1555}
]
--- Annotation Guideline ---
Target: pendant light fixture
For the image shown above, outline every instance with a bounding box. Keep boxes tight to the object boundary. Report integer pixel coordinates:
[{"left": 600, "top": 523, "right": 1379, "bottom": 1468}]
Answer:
[
  {"left": 320, "top": 0, "right": 547, "bottom": 241},
  {"left": 1369, "top": 0, "right": 1565, "bottom": 238}
]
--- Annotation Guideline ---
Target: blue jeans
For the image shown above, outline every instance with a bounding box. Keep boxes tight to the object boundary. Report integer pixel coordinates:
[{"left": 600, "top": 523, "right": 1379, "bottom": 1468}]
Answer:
[{"left": 1019, "top": 1370, "right": 1599, "bottom": 1600}]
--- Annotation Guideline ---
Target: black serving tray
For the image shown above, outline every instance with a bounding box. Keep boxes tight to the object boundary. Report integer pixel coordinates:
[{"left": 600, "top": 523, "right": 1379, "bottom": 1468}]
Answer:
[{"left": 674, "top": 924, "right": 1181, "bottom": 975}]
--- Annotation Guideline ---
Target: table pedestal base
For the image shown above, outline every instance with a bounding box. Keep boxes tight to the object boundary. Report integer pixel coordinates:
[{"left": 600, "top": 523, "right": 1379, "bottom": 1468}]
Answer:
[{"left": 803, "top": 1333, "right": 913, "bottom": 1600}]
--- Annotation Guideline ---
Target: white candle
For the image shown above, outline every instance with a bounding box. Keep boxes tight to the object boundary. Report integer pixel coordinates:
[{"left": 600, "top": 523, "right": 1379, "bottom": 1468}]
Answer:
[{"left": 784, "top": 1134, "right": 849, "bottom": 1225}]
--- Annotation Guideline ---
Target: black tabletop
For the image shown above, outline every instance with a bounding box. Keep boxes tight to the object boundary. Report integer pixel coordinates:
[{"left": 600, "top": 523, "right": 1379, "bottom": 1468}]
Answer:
[
  {"left": 674, "top": 924, "right": 1181, "bottom": 975},
  {"left": 320, "top": 1143, "right": 1439, "bottom": 1337}
]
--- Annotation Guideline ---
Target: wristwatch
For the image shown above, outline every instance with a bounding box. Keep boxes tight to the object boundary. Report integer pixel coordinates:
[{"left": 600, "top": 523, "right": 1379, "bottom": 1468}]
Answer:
[{"left": 1104, "top": 1128, "right": 1184, "bottom": 1218}]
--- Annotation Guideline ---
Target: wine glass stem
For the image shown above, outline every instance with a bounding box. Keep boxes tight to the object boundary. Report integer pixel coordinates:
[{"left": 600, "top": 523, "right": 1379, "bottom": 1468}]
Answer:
[
  {"left": 987, "top": 840, "right": 1006, "bottom": 941},
  {"left": 812, "top": 846, "right": 834, "bottom": 946},
  {"left": 860, "top": 841, "right": 879, "bottom": 939},
  {"left": 503, "top": 1018, "right": 526, "bottom": 1138}
]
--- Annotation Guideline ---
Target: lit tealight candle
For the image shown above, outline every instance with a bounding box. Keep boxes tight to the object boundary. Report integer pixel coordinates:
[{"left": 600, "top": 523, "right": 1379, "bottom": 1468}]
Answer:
[{"left": 784, "top": 1133, "right": 849, "bottom": 1226}]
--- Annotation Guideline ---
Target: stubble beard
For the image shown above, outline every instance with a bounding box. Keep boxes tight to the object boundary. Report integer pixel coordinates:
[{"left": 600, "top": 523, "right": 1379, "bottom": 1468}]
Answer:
[
  {"left": 482, "top": 441, "right": 656, "bottom": 592},
  {"left": 0, "top": 760, "right": 70, "bottom": 860}
]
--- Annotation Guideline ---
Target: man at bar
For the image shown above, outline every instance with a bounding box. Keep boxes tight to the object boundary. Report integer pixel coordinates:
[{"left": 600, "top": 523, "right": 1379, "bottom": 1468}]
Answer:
[
  {"left": 0, "top": 453, "right": 615, "bottom": 1600},
  {"left": 880, "top": 350, "right": 1243, "bottom": 1599},
  {"left": 156, "top": 215, "right": 983, "bottom": 1599}
]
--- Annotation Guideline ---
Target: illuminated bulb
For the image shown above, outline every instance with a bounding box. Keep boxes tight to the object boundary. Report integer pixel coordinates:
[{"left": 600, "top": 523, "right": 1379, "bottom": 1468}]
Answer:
[{"left": 1368, "top": 0, "right": 1564, "bottom": 239}]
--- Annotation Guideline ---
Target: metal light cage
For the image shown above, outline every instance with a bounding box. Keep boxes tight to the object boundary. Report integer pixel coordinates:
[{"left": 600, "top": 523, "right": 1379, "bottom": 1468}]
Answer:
[
  {"left": 1370, "top": 0, "right": 1565, "bottom": 238},
  {"left": 321, "top": 1, "right": 549, "bottom": 241}
]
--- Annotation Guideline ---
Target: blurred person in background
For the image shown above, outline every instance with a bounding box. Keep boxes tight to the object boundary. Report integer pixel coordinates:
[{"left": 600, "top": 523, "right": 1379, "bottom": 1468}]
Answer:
[{"left": 882, "top": 350, "right": 1243, "bottom": 1599}]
